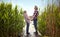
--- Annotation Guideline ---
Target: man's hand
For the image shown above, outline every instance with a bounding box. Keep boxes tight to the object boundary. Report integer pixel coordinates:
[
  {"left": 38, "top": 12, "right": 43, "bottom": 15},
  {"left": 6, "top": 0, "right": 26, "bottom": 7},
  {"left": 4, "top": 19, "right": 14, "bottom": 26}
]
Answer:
[{"left": 30, "top": 16, "right": 34, "bottom": 21}]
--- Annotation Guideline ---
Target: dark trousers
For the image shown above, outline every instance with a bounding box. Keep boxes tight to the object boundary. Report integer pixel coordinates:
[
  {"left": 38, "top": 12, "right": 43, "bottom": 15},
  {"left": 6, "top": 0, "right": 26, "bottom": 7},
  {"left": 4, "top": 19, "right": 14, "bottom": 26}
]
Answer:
[
  {"left": 26, "top": 22, "right": 30, "bottom": 34},
  {"left": 33, "top": 19, "right": 37, "bottom": 32}
]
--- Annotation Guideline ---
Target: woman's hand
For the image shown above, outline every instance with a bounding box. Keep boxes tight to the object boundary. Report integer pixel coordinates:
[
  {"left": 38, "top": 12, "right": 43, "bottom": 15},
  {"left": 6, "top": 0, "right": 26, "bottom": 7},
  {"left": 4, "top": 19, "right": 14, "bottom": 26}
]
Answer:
[{"left": 29, "top": 16, "right": 33, "bottom": 21}]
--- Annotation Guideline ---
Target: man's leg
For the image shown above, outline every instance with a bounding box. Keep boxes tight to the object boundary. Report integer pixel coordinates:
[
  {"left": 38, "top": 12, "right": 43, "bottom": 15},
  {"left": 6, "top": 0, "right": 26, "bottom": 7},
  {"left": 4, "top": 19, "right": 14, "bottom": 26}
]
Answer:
[
  {"left": 26, "top": 22, "right": 30, "bottom": 34},
  {"left": 33, "top": 19, "right": 38, "bottom": 33}
]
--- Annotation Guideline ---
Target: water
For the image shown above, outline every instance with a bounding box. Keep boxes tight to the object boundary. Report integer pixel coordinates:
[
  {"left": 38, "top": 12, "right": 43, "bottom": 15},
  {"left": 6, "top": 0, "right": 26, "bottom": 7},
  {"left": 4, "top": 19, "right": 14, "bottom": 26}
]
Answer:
[{"left": 23, "top": 21, "right": 41, "bottom": 37}]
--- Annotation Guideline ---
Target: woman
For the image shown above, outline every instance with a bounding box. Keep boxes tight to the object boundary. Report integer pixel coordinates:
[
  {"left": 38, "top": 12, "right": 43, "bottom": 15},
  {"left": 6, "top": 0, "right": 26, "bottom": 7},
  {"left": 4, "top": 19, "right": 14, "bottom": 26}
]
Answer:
[{"left": 23, "top": 10, "right": 30, "bottom": 35}]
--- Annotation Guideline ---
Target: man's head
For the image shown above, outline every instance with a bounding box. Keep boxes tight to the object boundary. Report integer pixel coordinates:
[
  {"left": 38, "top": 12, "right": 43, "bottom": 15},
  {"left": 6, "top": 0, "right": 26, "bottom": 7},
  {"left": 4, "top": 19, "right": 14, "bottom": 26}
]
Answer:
[{"left": 34, "top": 5, "right": 38, "bottom": 10}]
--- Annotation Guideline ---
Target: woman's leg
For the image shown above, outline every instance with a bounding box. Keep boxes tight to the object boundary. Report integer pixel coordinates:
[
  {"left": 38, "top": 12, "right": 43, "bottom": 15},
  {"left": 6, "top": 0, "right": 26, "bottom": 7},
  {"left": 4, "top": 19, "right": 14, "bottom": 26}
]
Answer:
[{"left": 26, "top": 22, "right": 30, "bottom": 34}]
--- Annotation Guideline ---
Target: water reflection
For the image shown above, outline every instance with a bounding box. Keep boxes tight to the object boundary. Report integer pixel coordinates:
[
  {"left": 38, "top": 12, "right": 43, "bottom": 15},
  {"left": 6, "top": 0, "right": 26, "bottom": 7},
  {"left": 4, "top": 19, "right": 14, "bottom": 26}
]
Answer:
[
  {"left": 25, "top": 34, "right": 40, "bottom": 37},
  {"left": 23, "top": 21, "right": 41, "bottom": 37}
]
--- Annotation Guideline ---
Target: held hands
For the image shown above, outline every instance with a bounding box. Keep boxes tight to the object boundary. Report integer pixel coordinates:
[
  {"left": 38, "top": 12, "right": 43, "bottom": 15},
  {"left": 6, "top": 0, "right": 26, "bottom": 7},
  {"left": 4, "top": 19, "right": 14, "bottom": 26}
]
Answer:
[
  {"left": 28, "top": 16, "right": 34, "bottom": 21},
  {"left": 27, "top": 13, "right": 36, "bottom": 21}
]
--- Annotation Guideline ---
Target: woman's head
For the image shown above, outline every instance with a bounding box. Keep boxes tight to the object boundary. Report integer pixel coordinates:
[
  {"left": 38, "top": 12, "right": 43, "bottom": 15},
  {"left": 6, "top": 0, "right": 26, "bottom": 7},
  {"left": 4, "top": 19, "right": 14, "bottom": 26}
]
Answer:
[
  {"left": 24, "top": 10, "right": 27, "bottom": 14},
  {"left": 34, "top": 5, "right": 38, "bottom": 10}
]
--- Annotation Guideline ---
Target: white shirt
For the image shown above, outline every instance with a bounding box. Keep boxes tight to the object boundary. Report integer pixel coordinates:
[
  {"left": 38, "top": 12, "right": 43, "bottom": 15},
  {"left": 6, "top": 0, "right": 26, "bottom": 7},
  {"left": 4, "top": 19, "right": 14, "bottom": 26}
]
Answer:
[{"left": 23, "top": 13, "right": 30, "bottom": 23}]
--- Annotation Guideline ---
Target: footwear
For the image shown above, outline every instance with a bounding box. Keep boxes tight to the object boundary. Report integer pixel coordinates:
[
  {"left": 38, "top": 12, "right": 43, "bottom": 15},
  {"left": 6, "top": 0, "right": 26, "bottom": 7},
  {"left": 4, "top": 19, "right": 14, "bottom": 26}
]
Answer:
[
  {"left": 34, "top": 32, "right": 38, "bottom": 34},
  {"left": 26, "top": 32, "right": 30, "bottom": 35}
]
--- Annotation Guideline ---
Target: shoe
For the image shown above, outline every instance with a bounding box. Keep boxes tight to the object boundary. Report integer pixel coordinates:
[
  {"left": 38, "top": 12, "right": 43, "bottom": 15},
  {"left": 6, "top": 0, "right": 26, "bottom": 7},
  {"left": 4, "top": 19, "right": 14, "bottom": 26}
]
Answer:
[
  {"left": 26, "top": 32, "right": 30, "bottom": 35},
  {"left": 34, "top": 32, "right": 38, "bottom": 35}
]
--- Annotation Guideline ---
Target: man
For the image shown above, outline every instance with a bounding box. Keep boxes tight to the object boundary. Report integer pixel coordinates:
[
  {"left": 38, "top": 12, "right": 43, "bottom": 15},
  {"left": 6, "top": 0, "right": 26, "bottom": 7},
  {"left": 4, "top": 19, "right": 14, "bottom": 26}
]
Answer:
[{"left": 33, "top": 6, "right": 39, "bottom": 34}]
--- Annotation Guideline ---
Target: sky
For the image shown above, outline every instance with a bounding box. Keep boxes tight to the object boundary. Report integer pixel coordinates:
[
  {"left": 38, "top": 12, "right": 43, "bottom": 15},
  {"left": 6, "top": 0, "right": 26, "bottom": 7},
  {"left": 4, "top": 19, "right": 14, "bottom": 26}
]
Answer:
[{"left": 0, "top": 0, "right": 53, "bottom": 16}]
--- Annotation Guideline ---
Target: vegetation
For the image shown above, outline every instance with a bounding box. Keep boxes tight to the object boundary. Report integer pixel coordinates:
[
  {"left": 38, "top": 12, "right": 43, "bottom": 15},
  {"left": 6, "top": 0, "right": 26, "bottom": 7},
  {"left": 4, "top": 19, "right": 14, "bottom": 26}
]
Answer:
[
  {"left": 38, "top": 1, "right": 60, "bottom": 37},
  {"left": 0, "top": 0, "right": 60, "bottom": 37},
  {"left": 38, "top": 11, "right": 47, "bottom": 35},
  {"left": 0, "top": 2, "right": 24, "bottom": 37}
]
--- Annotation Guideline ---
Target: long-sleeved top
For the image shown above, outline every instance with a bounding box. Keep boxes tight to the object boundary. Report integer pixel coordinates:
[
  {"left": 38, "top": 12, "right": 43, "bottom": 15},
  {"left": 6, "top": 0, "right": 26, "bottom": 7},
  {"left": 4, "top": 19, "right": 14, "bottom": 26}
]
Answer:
[
  {"left": 33, "top": 10, "right": 39, "bottom": 19},
  {"left": 23, "top": 13, "right": 30, "bottom": 23}
]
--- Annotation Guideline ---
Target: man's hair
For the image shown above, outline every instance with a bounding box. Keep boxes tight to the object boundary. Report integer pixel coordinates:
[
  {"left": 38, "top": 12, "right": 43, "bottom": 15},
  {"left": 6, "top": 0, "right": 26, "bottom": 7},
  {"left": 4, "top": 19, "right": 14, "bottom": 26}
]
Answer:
[{"left": 34, "top": 5, "right": 38, "bottom": 10}]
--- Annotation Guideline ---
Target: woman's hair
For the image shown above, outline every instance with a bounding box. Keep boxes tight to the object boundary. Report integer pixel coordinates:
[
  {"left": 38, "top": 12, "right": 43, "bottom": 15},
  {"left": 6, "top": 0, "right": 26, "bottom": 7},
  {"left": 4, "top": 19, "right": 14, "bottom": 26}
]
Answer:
[
  {"left": 34, "top": 5, "right": 38, "bottom": 10},
  {"left": 24, "top": 10, "right": 26, "bottom": 13}
]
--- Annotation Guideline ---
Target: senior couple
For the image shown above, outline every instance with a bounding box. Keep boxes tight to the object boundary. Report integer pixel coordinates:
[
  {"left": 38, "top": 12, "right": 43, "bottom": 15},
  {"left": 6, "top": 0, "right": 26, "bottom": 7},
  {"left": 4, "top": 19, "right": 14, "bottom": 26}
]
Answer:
[{"left": 23, "top": 6, "right": 39, "bottom": 35}]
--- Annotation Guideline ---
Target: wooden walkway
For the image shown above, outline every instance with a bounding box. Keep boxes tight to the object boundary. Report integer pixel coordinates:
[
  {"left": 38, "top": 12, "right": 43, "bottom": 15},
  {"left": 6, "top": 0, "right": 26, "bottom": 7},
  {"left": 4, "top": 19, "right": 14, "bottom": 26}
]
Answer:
[{"left": 23, "top": 21, "right": 41, "bottom": 37}]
